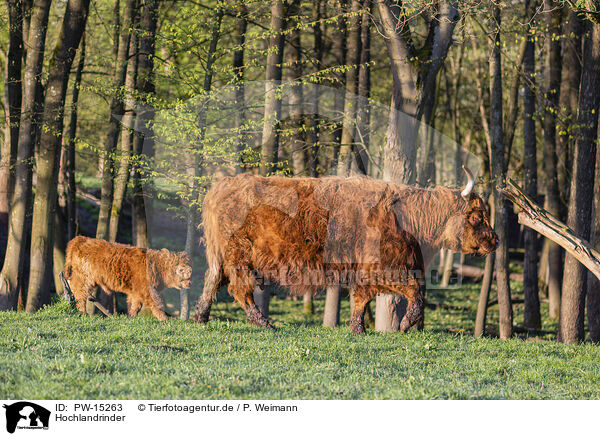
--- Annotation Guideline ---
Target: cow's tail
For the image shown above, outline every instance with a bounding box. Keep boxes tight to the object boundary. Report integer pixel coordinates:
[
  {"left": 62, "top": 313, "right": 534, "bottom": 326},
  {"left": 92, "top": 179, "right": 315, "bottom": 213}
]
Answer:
[{"left": 193, "top": 204, "right": 223, "bottom": 322}]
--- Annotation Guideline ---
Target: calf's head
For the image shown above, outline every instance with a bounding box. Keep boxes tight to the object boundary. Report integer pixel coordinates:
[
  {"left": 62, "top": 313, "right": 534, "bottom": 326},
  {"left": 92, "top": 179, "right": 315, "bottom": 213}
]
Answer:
[
  {"left": 443, "top": 167, "right": 498, "bottom": 256},
  {"left": 161, "top": 250, "right": 192, "bottom": 289}
]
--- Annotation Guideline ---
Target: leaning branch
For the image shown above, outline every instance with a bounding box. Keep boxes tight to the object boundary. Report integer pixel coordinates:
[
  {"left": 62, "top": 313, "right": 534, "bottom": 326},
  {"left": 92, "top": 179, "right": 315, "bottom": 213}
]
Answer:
[{"left": 499, "top": 179, "right": 600, "bottom": 281}]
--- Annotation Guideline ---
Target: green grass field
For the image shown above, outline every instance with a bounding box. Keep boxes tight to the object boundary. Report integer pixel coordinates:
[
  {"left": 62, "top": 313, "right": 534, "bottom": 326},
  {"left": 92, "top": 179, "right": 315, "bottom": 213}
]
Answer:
[{"left": 2, "top": 281, "right": 600, "bottom": 400}]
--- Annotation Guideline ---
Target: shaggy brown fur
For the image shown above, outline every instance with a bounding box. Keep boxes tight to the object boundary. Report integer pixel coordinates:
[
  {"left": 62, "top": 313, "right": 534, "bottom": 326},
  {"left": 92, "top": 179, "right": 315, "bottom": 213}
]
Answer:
[
  {"left": 193, "top": 174, "right": 497, "bottom": 332},
  {"left": 63, "top": 236, "right": 192, "bottom": 320}
]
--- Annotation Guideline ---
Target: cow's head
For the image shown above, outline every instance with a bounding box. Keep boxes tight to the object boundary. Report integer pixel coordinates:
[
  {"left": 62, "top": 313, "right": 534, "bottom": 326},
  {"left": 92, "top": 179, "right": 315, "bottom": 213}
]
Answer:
[{"left": 442, "top": 167, "right": 498, "bottom": 255}]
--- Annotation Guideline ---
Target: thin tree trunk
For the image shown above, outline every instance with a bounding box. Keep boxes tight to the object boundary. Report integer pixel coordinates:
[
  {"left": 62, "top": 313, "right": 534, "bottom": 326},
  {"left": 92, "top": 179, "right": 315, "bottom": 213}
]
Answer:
[
  {"left": 182, "top": 6, "right": 223, "bottom": 320},
  {"left": 256, "top": 0, "right": 287, "bottom": 317},
  {"left": 307, "top": 0, "right": 322, "bottom": 176},
  {"left": 354, "top": 0, "right": 371, "bottom": 175},
  {"left": 557, "top": 8, "right": 582, "bottom": 209},
  {"left": 523, "top": 23, "right": 540, "bottom": 329},
  {"left": 26, "top": 0, "right": 90, "bottom": 312},
  {"left": 474, "top": 253, "right": 495, "bottom": 337},
  {"left": 108, "top": 7, "right": 138, "bottom": 243},
  {"left": 0, "top": 0, "right": 52, "bottom": 311},
  {"left": 288, "top": 0, "right": 306, "bottom": 176},
  {"left": 588, "top": 123, "right": 600, "bottom": 342},
  {"left": 65, "top": 32, "right": 85, "bottom": 242},
  {"left": 324, "top": 0, "right": 363, "bottom": 327},
  {"left": 544, "top": 0, "right": 564, "bottom": 320},
  {"left": 2, "top": 0, "right": 24, "bottom": 221},
  {"left": 131, "top": 0, "right": 158, "bottom": 248},
  {"left": 330, "top": 0, "right": 346, "bottom": 169},
  {"left": 336, "top": 0, "right": 361, "bottom": 176},
  {"left": 559, "top": 18, "right": 600, "bottom": 344},
  {"left": 259, "top": 0, "right": 286, "bottom": 176},
  {"left": 489, "top": 5, "right": 512, "bottom": 339},
  {"left": 97, "top": 0, "right": 136, "bottom": 241},
  {"left": 233, "top": 0, "right": 246, "bottom": 173}
]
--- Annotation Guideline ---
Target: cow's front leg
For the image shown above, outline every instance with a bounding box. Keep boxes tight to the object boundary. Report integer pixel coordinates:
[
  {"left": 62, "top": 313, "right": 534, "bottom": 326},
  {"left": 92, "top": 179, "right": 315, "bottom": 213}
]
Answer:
[{"left": 399, "top": 282, "right": 425, "bottom": 333}]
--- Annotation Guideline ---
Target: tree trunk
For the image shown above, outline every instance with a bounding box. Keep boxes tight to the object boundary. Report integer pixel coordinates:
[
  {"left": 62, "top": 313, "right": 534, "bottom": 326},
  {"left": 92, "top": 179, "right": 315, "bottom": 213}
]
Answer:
[
  {"left": 0, "top": 0, "right": 52, "bottom": 311},
  {"left": 489, "top": 5, "right": 512, "bottom": 339},
  {"left": 307, "top": 0, "right": 322, "bottom": 176},
  {"left": 65, "top": 32, "right": 85, "bottom": 242},
  {"left": 336, "top": 0, "right": 361, "bottom": 176},
  {"left": 557, "top": 8, "right": 583, "bottom": 209},
  {"left": 375, "top": 0, "right": 458, "bottom": 332},
  {"left": 259, "top": 0, "right": 286, "bottom": 176},
  {"left": 354, "top": 0, "right": 371, "bottom": 175},
  {"left": 26, "top": 0, "right": 90, "bottom": 312},
  {"left": 474, "top": 253, "right": 495, "bottom": 337},
  {"left": 109, "top": 11, "right": 138, "bottom": 243},
  {"left": 182, "top": 6, "right": 223, "bottom": 320},
  {"left": 544, "top": 0, "right": 564, "bottom": 320},
  {"left": 588, "top": 124, "right": 600, "bottom": 342},
  {"left": 288, "top": 0, "right": 306, "bottom": 176},
  {"left": 2, "top": 0, "right": 24, "bottom": 221},
  {"left": 324, "top": 0, "right": 363, "bottom": 327},
  {"left": 233, "top": 0, "right": 246, "bottom": 173},
  {"left": 323, "top": 287, "right": 341, "bottom": 327},
  {"left": 96, "top": 0, "right": 137, "bottom": 241},
  {"left": 522, "top": 21, "right": 541, "bottom": 330},
  {"left": 330, "top": 0, "right": 346, "bottom": 169},
  {"left": 131, "top": 0, "right": 158, "bottom": 249},
  {"left": 559, "top": 18, "right": 600, "bottom": 344}
]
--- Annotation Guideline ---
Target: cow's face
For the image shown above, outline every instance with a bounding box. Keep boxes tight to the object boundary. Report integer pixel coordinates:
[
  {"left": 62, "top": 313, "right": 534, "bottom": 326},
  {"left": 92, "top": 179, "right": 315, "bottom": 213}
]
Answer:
[{"left": 461, "top": 194, "right": 498, "bottom": 255}]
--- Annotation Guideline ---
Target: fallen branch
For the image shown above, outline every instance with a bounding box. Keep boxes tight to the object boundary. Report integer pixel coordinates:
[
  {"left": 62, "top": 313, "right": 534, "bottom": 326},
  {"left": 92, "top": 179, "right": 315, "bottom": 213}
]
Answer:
[
  {"left": 499, "top": 179, "right": 600, "bottom": 281},
  {"left": 453, "top": 263, "right": 523, "bottom": 282}
]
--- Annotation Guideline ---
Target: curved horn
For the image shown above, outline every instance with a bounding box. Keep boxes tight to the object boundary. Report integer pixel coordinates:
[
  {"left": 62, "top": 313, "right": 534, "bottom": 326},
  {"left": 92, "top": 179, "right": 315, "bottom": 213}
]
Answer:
[{"left": 461, "top": 165, "right": 474, "bottom": 198}]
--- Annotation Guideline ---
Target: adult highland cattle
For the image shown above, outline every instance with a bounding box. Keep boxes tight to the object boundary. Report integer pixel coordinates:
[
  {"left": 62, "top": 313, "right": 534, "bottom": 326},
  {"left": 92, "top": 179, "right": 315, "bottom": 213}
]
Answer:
[{"left": 193, "top": 168, "right": 498, "bottom": 333}]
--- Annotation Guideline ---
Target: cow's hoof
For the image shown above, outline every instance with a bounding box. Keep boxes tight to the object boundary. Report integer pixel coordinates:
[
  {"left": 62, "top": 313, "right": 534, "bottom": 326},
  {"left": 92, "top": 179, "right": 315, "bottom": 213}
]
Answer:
[{"left": 349, "top": 320, "right": 366, "bottom": 334}]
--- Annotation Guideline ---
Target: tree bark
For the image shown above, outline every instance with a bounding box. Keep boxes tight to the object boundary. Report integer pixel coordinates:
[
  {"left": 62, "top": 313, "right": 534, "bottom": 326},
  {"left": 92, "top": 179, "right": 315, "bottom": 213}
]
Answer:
[
  {"left": 489, "top": 5, "right": 512, "bottom": 339},
  {"left": 26, "top": 0, "right": 90, "bottom": 312},
  {"left": 0, "top": 0, "right": 52, "bottom": 311},
  {"left": 522, "top": 23, "right": 540, "bottom": 329},
  {"left": 559, "top": 18, "right": 600, "bottom": 344},
  {"left": 259, "top": 0, "right": 286, "bottom": 176}
]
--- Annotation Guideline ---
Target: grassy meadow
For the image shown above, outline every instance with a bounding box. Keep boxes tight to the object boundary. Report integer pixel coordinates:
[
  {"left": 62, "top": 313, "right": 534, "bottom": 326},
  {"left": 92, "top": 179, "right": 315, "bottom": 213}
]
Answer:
[{"left": 1, "top": 280, "right": 600, "bottom": 400}]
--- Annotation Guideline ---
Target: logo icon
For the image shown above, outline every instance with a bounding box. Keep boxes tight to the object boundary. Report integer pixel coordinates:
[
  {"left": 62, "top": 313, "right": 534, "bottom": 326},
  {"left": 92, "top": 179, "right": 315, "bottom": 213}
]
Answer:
[{"left": 2, "top": 402, "right": 50, "bottom": 433}]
